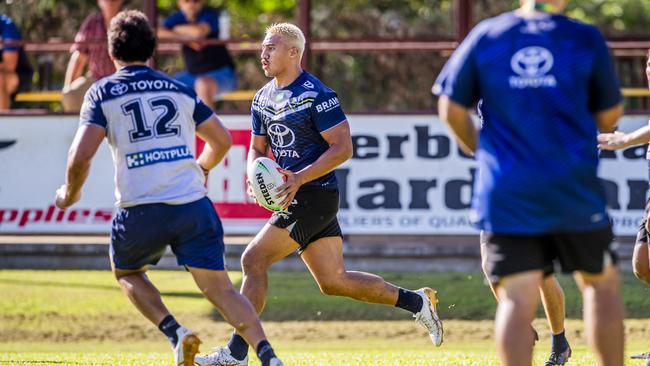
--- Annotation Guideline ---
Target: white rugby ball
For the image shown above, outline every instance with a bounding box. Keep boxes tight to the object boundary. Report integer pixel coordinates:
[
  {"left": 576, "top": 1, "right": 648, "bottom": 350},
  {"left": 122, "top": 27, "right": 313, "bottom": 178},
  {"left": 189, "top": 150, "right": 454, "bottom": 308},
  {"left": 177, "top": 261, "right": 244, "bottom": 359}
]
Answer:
[{"left": 247, "top": 157, "right": 286, "bottom": 211}]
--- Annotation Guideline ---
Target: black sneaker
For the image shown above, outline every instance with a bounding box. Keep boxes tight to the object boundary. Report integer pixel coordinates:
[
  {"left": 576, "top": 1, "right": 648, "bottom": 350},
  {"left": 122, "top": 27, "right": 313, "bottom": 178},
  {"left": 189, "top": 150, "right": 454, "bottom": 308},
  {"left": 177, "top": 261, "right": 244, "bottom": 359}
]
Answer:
[{"left": 544, "top": 346, "right": 571, "bottom": 366}]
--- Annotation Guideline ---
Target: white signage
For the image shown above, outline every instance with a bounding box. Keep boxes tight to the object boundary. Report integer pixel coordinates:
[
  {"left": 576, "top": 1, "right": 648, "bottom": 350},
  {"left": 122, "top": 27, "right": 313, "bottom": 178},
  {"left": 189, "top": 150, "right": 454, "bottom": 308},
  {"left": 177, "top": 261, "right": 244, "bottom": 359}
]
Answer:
[{"left": 0, "top": 115, "right": 647, "bottom": 236}]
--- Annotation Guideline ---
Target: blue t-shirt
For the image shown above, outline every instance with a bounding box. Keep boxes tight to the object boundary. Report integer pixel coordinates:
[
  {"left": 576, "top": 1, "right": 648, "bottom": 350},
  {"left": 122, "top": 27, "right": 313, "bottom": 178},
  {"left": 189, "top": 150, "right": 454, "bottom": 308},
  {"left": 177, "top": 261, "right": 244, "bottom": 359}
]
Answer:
[
  {"left": 0, "top": 14, "right": 21, "bottom": 52},
  {"left": 163, "top": 7, "right": 234, "bottom": 74},
  {"left": 433, "top": 12, "right": 622, "bottom": 234},
  {"left": 0, "top": 14, "right": 31, "bottom": 77},
  {"left": 80, "top": 65, "right": 214, "bottom": 207},
  {"left": 252, "top": 71, "right": 347, "bottom": 189}
]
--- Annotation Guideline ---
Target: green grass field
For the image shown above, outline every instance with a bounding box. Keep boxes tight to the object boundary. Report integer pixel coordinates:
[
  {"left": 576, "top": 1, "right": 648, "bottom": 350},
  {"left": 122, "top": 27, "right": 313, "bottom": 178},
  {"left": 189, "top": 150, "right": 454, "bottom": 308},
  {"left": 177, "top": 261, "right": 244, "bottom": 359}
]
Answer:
[{"left": 1, "top": 269, "right": 649, "bottom": 365}]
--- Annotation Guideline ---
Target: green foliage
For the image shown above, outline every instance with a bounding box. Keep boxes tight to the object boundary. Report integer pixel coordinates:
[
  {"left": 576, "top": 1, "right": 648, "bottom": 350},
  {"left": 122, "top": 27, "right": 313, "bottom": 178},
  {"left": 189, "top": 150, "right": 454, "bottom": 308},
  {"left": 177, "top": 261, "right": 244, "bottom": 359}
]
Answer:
[
  {"left": 566, "top": 0, "right": 650, "bottom": 35},
  {"left": 1, "top": 1, "right": 650, "bottom": 110}
]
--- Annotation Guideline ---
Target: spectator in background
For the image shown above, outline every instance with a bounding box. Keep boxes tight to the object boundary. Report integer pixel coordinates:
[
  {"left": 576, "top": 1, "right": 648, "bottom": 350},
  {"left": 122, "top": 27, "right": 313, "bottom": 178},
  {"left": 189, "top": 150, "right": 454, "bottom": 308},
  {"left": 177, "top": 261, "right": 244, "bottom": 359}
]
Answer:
[
  {"left": 0, "top": 14, "right": 32, "bottom": 112},
  {"left": 158, "top": 0, "right": 236, "bottom": 111},
  {"left": 62, "top": 0, "right": 126, "bottom": 112}
]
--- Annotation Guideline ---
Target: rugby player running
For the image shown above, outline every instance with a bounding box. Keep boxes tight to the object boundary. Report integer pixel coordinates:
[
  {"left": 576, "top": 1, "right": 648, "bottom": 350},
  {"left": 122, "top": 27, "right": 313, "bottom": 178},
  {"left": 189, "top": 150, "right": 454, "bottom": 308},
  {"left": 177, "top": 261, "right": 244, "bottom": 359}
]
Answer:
[
  {"left": 54, "top": 10, "right": 282, "bottom": 366},
  {"left": 195, "top": 23, "right": 443, "bottom": 366}
]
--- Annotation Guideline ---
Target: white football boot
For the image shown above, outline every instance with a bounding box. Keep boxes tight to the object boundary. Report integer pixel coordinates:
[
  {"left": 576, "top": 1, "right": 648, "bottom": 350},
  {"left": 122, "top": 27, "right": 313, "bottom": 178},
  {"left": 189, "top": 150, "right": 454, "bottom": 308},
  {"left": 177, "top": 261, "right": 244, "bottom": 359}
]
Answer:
[
  {"left": 414, "top": 287, "right": 444, "bottom": 346},
  {"left": 269, "top": 357, "right": 284, "bottom": 366},
  {"left": 195, "top": 346, "right": 248, "bottom": 366},
  {"left": 172, "top": 326, "right": 201, "bottom": 366}
]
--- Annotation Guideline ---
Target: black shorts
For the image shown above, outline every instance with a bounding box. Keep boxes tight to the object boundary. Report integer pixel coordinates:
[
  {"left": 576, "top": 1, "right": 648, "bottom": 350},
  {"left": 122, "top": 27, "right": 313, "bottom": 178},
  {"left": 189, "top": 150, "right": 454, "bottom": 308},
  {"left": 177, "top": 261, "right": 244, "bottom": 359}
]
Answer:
[
  {"left": 481, "top": 227, "right": 617, "bottom": 283},
  {"left": 636, "top": 194, "right": 650, "bottom": 246},
  {"left": 269, "top": 186, "right": 342, "bottom": 252}
]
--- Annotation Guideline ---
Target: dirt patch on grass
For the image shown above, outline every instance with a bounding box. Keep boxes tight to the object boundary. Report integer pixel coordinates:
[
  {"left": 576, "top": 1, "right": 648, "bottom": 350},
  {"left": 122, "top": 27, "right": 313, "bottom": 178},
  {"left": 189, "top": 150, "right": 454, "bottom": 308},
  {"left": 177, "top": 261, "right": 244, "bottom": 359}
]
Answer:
[{"left": 2, "top": 314, "right": 649, "bottom": 346}]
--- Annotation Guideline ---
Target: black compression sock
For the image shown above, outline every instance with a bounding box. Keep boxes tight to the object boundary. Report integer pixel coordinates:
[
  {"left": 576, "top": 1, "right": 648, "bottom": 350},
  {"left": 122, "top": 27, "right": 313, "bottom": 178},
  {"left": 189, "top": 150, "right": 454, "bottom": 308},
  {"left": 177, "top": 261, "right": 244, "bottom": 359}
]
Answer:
[
  {"left": 551, "top": 330, "right": 569, "bottom": 353},
  {"left": 158, "top": 315, "right": 181, "bottom": 347},
  {"left": 228, "top": 333, "right": 249, "bottom": 360},
  {"left": 256, "top": 340, "right": 277, "bottom": 366},
  {"left": 395, "top": 288, "right": 424, "bottom": 314}
]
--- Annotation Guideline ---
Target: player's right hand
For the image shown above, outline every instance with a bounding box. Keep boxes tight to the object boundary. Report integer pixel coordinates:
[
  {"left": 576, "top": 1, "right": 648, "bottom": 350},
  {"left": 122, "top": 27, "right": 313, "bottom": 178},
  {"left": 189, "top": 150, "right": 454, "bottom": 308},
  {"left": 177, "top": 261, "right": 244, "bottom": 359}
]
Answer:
[
  {"left": 597, "top": 131, "right": 628, "bottom": 150},
  {"left": 54, "top": 185, "right": 80, "bottom": 210}
]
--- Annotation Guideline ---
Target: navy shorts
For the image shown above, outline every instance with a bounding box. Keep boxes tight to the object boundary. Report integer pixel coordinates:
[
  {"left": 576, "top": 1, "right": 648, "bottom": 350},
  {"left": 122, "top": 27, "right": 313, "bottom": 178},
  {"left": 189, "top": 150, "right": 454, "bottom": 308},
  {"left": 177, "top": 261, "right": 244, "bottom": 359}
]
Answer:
[{"left": 110, "top": 197, "right": 225, "bottom": 270}]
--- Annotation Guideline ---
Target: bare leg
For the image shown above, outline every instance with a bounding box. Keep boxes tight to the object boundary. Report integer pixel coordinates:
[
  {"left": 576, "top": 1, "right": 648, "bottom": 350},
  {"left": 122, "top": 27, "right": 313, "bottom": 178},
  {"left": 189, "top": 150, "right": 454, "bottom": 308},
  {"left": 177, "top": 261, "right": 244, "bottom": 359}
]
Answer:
[
  {"left": 0, "top": 71, "right": 18, "bottom": 111},
  {"left": 494, "top": 270, "right": 543, "bottom": 366},
  {"left": 480, "top": 241, "right": 499, "bottom": 301},
  {"left": 574, "top": 265, "right": 624, "bottom": 366},
  {"left": 301, "top": 236, "right": 399, "bottom": 304},
  {"left": 113, "top": 266, "right": 171, "bottom": 325},
  {"left": 633, "top": 241, "right": 650, "bottom": 284},
  {"left": 195, "top": 76, "right": 218, "bottom": 111},
  {"left": 240, "top": 224, "right": 300, "bottom": 313},
  {"left": 539, "top": 275, "right": 566, "bottom": 334},
  {"left": 188, "top": 267, "right": 267, "bottom": 348}
]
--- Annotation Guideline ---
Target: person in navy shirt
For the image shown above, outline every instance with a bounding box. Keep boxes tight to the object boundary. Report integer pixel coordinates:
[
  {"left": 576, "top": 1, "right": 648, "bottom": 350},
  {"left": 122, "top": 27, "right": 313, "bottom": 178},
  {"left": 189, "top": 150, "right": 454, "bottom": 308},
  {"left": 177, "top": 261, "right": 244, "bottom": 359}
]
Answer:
[
  {"left": 0, "top": 14, "right": 32, "bottom": 111},
  {"left": 434, "top": 1, "right": 624, "bottom": 365},
  {"left": 195, "top": 23, "right": 443, "bottom": 366},
  {"left": 158, "top": 0, "right": 236, "bottom": 111}
]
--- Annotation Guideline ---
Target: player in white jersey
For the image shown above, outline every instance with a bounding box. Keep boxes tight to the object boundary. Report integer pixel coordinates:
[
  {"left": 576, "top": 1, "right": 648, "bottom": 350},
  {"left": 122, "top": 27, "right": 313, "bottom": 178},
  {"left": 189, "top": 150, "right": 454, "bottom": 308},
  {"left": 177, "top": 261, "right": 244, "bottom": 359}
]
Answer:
[{"left": 54, "top": 10, "right": 283, "bottom": 366}]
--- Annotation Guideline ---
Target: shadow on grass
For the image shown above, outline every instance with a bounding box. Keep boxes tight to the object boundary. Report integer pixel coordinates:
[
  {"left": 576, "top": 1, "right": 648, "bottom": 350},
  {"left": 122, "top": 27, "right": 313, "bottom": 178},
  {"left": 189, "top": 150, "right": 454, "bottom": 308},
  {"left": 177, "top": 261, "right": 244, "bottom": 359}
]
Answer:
[
  {"left": 0, "top": 278, "right": 119, "bottom": 292},
  {"left": 0, "top": 278, "right": 207, "bottom": 299}
]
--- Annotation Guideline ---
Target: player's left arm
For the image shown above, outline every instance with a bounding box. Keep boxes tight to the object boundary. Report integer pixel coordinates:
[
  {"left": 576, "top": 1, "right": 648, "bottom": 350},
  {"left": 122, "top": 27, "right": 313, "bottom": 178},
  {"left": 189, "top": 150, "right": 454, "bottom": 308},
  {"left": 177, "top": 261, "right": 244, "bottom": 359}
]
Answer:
[
  {"left": 55, "top": 124, "right": 105, "bottom": 209},
  {"left": 276, "top": 121, "right": 352, "bottom": 208},
  {"left": 196, "top": 114, "right": 232, "bottom": 177},
  {"left": 589, "top": 27, "right": 623, "bottom": 134}
]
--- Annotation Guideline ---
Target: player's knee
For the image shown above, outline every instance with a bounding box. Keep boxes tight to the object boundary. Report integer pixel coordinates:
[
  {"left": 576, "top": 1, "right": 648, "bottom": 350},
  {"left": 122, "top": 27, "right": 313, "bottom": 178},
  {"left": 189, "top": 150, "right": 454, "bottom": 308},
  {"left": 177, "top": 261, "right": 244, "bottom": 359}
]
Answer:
[
  {"left": 633, "top": 257, "right": 650, "bottom": 284},
  {"left": 241, "top": 248, "right": 269, "bottom": 274},
  {"left": 317, "top": 278, "right": 346, "bottom": 296}
]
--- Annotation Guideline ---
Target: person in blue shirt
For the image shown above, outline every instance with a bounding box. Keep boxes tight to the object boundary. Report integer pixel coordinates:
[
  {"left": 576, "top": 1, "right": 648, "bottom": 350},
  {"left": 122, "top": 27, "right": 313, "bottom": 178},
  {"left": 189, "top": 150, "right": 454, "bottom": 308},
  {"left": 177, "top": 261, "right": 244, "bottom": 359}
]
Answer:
[
  {"left": 0, "top": 14, "right": 32, "bottom": 111},
  {"left": 54, "top": 10, "right": 282, "bottom": 366},
  {"left": 434, "top": 1, "right": 624, "bottom": 365},
  {"left": 195, "top": 23, "right": 443, "bottom": 366},
  {"left": 158, "top": 0, "right": 236, "bottom": 111}
]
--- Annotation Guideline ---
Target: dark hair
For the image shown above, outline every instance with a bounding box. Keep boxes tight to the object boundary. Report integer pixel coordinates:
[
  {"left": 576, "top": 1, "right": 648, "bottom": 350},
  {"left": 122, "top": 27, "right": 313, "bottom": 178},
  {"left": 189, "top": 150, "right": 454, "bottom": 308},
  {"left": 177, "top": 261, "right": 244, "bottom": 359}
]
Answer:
[{"left": 108, "top": 10, "right": 156, "bottom": 63}]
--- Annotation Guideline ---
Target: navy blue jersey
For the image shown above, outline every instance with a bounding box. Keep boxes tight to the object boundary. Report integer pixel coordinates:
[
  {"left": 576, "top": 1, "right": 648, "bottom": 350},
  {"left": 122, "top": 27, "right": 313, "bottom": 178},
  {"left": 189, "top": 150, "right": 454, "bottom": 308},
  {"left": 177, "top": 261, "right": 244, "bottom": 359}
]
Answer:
[
  {"left": 434, "top": 12, "right": 622, "bottom": 234},
  {"left": 252, "top": 71, "right": 347, "bottom": 189}
]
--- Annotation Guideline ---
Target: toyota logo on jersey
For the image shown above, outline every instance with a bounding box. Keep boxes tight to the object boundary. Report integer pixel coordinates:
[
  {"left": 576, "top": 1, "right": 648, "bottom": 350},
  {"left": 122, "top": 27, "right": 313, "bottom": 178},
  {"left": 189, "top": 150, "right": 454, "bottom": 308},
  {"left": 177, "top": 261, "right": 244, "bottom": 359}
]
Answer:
[
  {"left": 268, "top": 123, "right": 295, "bottom": 148},
  {"left": 110, "top": 83, "right": 129, "bottom": 96},
  {"left": 511, "top": 46, "right": 554, "bottom": 77},
  {"left": 509, "top": 46, "right": 557, "bottom": 89}
]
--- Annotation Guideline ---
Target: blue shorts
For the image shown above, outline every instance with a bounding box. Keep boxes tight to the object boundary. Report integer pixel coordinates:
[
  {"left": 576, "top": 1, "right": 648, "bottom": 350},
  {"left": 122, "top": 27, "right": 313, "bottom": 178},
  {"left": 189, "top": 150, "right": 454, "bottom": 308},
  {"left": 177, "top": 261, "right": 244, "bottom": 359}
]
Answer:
[
  {"left": 110, "top": 197, "right": 225, "bottom": 270},
  {"left": 175, "top": 66, "right": 238, "bottom": 95}
]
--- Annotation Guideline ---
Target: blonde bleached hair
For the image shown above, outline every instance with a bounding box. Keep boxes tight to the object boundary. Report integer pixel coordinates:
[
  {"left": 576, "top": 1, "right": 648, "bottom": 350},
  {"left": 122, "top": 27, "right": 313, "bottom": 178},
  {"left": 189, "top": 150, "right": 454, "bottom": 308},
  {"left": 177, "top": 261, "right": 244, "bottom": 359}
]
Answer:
[{"left": 265, "top": 23, "right": 306, "bottom": 57}]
